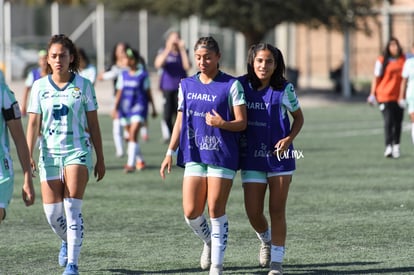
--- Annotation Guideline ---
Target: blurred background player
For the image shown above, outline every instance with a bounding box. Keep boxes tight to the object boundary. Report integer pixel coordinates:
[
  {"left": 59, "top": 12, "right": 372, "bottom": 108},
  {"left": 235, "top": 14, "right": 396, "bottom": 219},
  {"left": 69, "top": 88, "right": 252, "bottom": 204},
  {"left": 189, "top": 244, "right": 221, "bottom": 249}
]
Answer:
[
  {"left": 113, "top": 47, "right": 156, "bottom": 172},
  {"left": 367, "top": 37, "right": 405, "bottom": 158},
  {"left": 21, "top": 49, "right": 48, "bottom": 117},
  {"left": 78, "top": 47, "right": 97, "bottom": 85},
  {"left": 154, "top": 30, "right": 190, "bottom": 143},
  {"left": 98, "top": 42, "right": 129, "bottom": 157}
]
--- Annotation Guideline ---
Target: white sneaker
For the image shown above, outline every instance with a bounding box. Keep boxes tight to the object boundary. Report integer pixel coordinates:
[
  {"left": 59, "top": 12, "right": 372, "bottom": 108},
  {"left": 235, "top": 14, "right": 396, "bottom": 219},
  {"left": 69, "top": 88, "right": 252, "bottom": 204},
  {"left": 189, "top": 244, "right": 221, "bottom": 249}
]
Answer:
[
  {"left": 268, "top": 262, "right": 283, "bottom": 275},
  {"left": 200, "top": 242, "right": 211, "bottom": 270},
  {"left": 392, "top": 144, "right": 400, "bottom": 158},
  {"left": 259, "top": 241, "right": 271, "bottom": 267},
  {"left": 209, "top": 264, "right": 223, "bottom": 275},
  {"left": 384, "top": 145, "right": 392, "bottom": 158}
]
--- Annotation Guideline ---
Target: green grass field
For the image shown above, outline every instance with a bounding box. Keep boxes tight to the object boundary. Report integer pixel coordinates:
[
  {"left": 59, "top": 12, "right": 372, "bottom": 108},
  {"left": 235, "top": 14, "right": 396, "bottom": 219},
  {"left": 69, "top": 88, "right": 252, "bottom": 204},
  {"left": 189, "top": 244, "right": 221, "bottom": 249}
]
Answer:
[{"left": 1, "top": 101, "right": 414, "bottom": 275}]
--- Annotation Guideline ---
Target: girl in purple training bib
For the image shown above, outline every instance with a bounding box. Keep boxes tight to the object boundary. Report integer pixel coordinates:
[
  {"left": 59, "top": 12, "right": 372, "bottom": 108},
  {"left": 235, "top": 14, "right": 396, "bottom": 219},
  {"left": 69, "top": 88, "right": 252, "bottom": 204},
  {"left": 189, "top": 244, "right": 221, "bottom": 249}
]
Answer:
[
  {"left": 239, "top": 43, "right": 304, "bottom": 275},
  {"left": 160, "top": 36, "right": 247, "bottom": 274}
]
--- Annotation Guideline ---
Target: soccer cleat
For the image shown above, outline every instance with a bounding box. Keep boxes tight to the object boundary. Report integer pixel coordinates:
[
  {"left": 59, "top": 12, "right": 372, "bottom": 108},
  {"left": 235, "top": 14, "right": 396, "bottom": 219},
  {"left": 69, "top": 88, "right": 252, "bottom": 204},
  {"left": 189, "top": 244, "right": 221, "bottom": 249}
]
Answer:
[
  {"left": 392, "top": 144, "right": 400, "bottom": 158},
  {"left": 136, "top": 161, "right": 146, "bottom": 171},
  {"left": 58, "top": 241, "right": 68, "bottom": 267},
  {"left": 62, "top": 263, "right": 79, "bottom": 275},
  {"left": 200, "top": 242, "right": 211, "bottom": 270},
  {"left": 384, "top": 145, "right": 392, "bottom": 158},
  {"left": 124, "top": 165, "right": 135, "bottom": 173},
  {"left": 209, "top": 264, "right": 223, "bottom": 275},
  {"left": 259, "top": 241, "right": 271, "bottom": 267},
  {"left": 268, "top": 262, "right": 283, "bottom": 275}
]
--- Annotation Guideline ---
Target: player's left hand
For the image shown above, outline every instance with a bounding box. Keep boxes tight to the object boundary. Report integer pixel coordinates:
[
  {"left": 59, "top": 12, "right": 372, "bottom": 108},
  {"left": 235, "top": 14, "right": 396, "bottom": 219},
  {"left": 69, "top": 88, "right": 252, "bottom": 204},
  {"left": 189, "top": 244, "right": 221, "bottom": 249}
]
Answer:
[
  {"left": 94, "top": 160, "right": 106, "bottom": 182},
  {"left": 22, "top": 181, "right": 35, "bottom": 206},
  {"left": 273, "top": 137, "right": 292, "bottom": 156}
]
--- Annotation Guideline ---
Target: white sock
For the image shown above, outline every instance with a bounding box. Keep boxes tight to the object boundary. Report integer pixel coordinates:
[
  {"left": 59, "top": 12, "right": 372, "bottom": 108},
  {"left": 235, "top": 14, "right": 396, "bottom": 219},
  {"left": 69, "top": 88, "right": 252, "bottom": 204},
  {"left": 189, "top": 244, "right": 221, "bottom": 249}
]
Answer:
[
  {"left": 271, "top": 245, "right": 285, "bottom": 263},
  {"left": 127, "top": 142, "right": 137, "bottom": 167},
  {"left": 411, "top": 123, "right": 414, "bottom": 144},
  {"left": 43, "top": 202, "right": 67, "bottom": 242},
  {"left": 256, "top": 228, "right": 271, "bottom": 244},
  {"left": 135, "top": 142, "right": 143, "bottom": 162},
  {"left": 161, "top": 120, "right": 170, "bottom": 140},
  {"left": 210, "top": 215, "right": 228, "bottom": 266},
  {"left": 184, "top": 215, "right": 211, "bottom": 244},
  {"left": 140, "top": 126, "right": 148, "bottom": 138},
  {"left": 64, "top": 198, "right": 84, "bottom": 265},
  {"left": 113, "top": 119, "right": 124, "bottom": 157}
]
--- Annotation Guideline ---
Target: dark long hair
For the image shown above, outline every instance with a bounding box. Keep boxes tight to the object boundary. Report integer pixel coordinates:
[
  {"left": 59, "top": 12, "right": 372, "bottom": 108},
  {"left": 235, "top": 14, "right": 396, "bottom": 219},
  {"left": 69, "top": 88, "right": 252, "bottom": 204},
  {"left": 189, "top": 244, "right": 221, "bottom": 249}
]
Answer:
[
  {"left": 246, "top": 43, "right": 286, "bottom": 90},
  {"left": 46, "top": 34, "right": 79, "bottom": 74},
  {"left": 380, "top": 37, "right": 404, "bottom": 78}
]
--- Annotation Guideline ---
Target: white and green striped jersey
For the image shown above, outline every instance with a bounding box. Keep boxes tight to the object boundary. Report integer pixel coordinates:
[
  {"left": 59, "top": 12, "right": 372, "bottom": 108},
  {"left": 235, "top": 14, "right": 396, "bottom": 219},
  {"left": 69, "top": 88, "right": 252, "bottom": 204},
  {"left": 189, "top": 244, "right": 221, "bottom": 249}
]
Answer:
[
  {"left": 0, "top": 82, "right": 17, "bottom": 160},
  {"left": 28, "top": 74, "right": 98, "bottom": 155}
]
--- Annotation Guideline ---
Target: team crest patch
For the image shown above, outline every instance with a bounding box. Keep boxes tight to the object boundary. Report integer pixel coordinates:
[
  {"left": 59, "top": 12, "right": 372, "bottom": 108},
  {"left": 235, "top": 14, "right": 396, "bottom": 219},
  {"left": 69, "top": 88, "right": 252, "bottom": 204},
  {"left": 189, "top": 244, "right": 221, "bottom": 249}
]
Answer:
[{"left": 72, "top": 87, "right": 81, "bottom": 98}]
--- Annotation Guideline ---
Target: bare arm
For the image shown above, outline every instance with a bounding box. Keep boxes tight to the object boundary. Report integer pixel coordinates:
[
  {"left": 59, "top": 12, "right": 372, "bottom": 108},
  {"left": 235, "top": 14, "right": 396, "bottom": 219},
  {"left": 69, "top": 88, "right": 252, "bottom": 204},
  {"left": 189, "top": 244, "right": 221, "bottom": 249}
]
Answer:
[
  {"left": 400, "top": 77, "right": 408, "bottom": 101},
  {"left": 274, "top": 108, "right": 304, "bottom": 153},
  {"left": 154, "top": 48, "right": 170, "bottom": 69},
  {"left": 146, "top": 88, "right": 157, "bottom": 117},
  {"left": 26, "top": 113, "right": 41, "bottom": 165},
  {"left": 86, "top": 110, "right": 105, "bottom": 181},
  {"left": 21, "top": 87, "right": 31, "bottom": 117},
  {"left": 178, "top": 40, "right": 191, "bottom": 71},
  {"left": 112, "top": 89, "right": 122, "bottom": 119},
  {"left": 160, "top": 111, "right": 182, "bottom": 179},
  {"left": 9, "top": 118, "right": 35, "bottom": 206}
]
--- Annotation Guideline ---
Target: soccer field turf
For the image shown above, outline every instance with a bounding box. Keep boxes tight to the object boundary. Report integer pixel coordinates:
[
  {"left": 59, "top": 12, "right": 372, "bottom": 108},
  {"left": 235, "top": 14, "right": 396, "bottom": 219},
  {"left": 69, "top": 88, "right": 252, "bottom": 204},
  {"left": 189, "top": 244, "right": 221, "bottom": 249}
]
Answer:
[{"left": 1, "top": 102, "right": 414, "bottom": 274}]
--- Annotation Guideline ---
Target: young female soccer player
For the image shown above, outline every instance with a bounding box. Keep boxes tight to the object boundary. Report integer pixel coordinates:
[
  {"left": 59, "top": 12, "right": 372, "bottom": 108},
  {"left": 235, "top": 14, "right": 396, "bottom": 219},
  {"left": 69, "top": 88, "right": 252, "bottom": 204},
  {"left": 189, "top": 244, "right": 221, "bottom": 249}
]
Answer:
[
  {"left": 154, "top": 30, "right": 191, "bottom": 143},
  {"left": 238, "top": 43, "right": 304, "bottom": 275},
  {"left": 0, "top": 81, "right": 35, "bottom": 224},
  {"left": 97, "top": 41, "right": 129, "bottom": 157},
  {"left": 26, "top": 34, "right": 105, "bottom": 275},
  {"left": 21, "top": 49, "right": 48, "bottom": 116},
  {"left": 113, "top": 47, "right": 156, "bottom": 172},
  {"left": 368, "top": 37, "right": 405, "bottom": 158},
  {"left": 160, "top": 36, "right": 247, "bottom": 275}
]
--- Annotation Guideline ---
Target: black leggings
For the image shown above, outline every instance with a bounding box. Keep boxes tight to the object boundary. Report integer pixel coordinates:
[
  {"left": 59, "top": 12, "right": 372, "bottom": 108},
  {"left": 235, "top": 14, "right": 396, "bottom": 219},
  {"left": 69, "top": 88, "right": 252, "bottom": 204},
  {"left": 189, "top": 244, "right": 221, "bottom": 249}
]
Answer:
[
  {"left": 162, "top": 90, "right": 178, "bottom": 135},
  {"left": 380, "top": 101, "right": 404, "bottom": 146}
]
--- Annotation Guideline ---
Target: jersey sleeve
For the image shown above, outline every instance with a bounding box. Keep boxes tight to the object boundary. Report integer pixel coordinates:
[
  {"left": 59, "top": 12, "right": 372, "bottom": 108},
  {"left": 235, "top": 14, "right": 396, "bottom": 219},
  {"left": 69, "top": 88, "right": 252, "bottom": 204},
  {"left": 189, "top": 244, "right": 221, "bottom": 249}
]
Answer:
[
  {"left": 27, "top": 80, "right": 41, "bottom": 114},
  {"left": 24, "top": 70, "right": 34, "bottom": 87},
  {"left": 177, "top": 83, "right": 184, "bottom": 111},
  {"left": 83, "top": 79, "right": 99, "bottom": 112},
  {"left": 374, "top": 59, "right": 383, "bottom": 77},
  {"left": 282, "top": 83, "right": 300, "bottom": 112},
  {"left": 115, "top": 73, "right": 124, "bottom": 90},
  {"left": 402, "top": 59, "right": 410, "bottom": 78},
  {"left": 229, "top": 79, "right": 246, "bottom": 106},
  {"left": 1, "top": 83, "right": 17, "bottom": 109}
]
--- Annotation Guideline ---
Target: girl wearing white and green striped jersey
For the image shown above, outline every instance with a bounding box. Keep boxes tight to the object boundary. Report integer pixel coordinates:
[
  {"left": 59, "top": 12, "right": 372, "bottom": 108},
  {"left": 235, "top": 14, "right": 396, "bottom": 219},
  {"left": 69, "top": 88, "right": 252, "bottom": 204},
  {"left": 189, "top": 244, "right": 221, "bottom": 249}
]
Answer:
[
  {"left": 26, "top": 34, "right": 105, "bottom": 275},
  {"left": 0, "top": 81, "right": 35, "bottom": 224}
]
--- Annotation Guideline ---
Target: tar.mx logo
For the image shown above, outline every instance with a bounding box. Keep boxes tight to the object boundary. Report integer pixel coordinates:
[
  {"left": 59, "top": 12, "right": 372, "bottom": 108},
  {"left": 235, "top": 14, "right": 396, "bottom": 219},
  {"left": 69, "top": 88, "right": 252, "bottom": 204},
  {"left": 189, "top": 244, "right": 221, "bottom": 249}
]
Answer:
[{"left": 274, "top": 148, "right": 304, "bottom": 161}]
